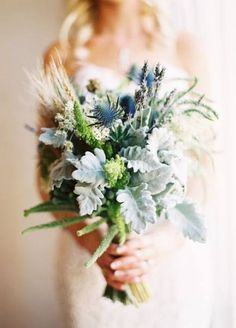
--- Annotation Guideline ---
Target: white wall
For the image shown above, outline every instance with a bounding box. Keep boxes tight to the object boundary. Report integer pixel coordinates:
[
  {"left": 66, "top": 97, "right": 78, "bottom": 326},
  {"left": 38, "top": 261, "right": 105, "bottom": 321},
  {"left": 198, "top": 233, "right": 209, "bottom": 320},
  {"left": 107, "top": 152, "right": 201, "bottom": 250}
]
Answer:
[{"left": 0, "top": 1, "right": 65, "bottom": 327}]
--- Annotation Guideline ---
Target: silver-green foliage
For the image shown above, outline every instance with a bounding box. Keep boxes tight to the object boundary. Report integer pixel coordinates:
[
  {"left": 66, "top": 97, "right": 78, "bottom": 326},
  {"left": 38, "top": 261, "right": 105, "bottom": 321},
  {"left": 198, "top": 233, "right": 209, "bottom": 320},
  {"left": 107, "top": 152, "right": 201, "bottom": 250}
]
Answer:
[
  {"left": 120, "top": 146, "right": 159, "bottom": 173},
  {"left": 117, "top": 183, "right": 157, "bottom": 233},
  {"left": 167, "top": 200, "right": 206, "bottom": 242},
  {"left": 72, "top": 149, "right": 107, "bottom": 216},
  {"left": 74, "top": 182, "right": 105, "bottom": 216}
]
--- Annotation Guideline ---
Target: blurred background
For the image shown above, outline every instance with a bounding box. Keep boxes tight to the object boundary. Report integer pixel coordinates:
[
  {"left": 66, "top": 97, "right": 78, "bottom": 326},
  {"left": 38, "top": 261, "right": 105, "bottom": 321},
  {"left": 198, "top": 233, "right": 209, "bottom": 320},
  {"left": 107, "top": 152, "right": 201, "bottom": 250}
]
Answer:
[{"left": 0, "top": 0, "right": 236, "bottom": 327}]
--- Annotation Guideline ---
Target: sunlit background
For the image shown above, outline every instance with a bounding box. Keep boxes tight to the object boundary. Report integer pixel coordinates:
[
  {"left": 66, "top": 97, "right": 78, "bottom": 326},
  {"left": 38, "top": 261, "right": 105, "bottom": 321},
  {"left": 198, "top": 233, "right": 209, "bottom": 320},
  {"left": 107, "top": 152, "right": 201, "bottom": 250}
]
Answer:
[{"left": 1, "top": 0, "right": 236, "bottom": 327}]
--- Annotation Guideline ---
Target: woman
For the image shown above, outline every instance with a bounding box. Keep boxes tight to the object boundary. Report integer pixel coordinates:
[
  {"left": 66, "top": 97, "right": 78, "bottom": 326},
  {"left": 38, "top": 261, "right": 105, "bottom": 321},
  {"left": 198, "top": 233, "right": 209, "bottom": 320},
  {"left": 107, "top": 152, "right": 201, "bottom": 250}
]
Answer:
[{"left": 41, "top": 0, "right": 213, "bottom": 327}]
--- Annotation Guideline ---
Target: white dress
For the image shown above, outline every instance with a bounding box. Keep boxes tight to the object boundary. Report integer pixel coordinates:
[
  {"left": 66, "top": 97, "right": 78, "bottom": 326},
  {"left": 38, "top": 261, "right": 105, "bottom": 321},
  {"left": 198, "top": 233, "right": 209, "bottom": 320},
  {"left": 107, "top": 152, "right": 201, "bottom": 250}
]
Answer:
[{"left": 55, "top": 63, "right": 214, "bottom": 328}]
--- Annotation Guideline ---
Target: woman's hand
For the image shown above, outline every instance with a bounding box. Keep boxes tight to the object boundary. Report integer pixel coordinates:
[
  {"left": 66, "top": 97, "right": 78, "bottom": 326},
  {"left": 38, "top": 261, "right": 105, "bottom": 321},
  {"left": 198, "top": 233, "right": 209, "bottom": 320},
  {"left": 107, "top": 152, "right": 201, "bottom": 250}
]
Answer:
[
  {"left": 97, "top": 221, "right": 185, "bottom": 291},
  {"left": 97, "top": 234, "right": 157, "bottom": 291}
]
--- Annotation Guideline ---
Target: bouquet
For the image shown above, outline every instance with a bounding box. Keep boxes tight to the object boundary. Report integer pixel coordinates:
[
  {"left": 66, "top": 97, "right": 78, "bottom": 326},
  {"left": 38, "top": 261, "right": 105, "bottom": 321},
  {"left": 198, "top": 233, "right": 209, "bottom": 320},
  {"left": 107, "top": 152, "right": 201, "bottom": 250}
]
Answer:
[{"left": 23, "top": 58, "right": 217, "bottom": 305}]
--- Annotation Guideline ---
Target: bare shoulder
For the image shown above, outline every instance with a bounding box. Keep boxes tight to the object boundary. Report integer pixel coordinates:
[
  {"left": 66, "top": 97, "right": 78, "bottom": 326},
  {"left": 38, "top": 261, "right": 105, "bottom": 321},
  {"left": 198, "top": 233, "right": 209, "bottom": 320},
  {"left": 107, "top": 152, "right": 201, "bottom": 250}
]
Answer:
[
  {"left": 43, "top": 41, "right": 67, "bottom": 68},
  {"left": 176, "top": 32, "right": 210, "bottom": 92}
]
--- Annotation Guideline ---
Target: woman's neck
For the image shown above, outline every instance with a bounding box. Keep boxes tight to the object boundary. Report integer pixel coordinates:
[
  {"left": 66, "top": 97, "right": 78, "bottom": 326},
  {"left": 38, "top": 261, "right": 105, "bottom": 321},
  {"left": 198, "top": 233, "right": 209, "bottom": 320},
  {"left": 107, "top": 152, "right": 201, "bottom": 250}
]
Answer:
[{"left": 95, "top": 0, "right": 142, "bottom": 41}]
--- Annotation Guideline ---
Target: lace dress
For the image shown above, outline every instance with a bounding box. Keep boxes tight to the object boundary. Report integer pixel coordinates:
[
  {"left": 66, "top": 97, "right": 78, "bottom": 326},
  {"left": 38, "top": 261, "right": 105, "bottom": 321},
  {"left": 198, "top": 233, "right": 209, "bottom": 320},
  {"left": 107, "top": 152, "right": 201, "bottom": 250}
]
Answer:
[{"left": 55, "top": 63, "right": 214, "bottom": 328}]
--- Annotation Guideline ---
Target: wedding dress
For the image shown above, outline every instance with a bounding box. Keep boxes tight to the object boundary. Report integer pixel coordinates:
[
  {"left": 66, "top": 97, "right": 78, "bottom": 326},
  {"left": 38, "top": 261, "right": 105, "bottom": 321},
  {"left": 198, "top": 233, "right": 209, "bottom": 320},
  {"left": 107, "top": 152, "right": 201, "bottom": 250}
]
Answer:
[{"left": 55, "top": 62, "right": 214, "bottom": 328}]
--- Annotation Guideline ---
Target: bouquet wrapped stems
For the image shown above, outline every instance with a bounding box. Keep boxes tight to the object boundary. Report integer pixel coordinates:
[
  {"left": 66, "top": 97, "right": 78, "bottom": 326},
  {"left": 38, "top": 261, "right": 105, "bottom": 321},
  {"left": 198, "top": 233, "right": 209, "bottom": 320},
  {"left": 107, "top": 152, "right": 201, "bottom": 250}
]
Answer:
[
  {"left": 104, "top": 281, "right": 150, "bottom": 305},
  {"left": 103, "top": 233, "right": 151, "bottom": 305}
]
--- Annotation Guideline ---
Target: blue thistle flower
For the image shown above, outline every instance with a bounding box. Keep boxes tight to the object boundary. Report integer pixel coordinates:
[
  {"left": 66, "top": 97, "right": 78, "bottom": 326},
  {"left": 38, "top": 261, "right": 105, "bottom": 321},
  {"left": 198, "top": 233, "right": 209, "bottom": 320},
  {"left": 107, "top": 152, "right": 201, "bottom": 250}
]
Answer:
[
  {"left": 91, "top": 95, "right": 121, "bottom": 128},
  {"left": 119, "top": 95, "right": 136, "bottom": 118}
]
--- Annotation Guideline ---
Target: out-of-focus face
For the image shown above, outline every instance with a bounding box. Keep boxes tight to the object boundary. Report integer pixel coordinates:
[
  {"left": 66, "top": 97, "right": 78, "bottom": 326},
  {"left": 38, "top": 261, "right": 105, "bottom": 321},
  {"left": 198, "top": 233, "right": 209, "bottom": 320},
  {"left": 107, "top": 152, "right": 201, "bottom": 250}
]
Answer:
[{"left": 99, "top": 0, "right": 136, "bottom": 3}]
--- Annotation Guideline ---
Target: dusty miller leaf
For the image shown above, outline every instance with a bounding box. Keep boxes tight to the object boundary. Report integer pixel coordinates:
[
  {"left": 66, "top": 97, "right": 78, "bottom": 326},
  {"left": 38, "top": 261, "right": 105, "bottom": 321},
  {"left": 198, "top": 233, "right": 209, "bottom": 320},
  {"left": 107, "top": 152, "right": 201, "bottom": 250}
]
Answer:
[
  {"left": 39, "top": 128, "right": 66, "bottom": 148},
  {"left": 116, "top": 183, "right": 157, "bottom": 233},
  {"left": 74, "top": 182, "right": 104, "bottom": 216},
  {"left": 167, "top": 200, "right": 206, "bottom": 242},
  {"left": 50, "top": 152, "right": 78, "bottom": 189},
  {"left": 120, "top": 146, "right": 159, "bottom": 173},
  {"left": 72, "top": 148, "right": 106, "bottom": 186},
  {"left": 131, "top": 165, "right": 173, "bottom": 195},
  {"left": 147, "top": 127, "right": 174, "bottom": 154}
]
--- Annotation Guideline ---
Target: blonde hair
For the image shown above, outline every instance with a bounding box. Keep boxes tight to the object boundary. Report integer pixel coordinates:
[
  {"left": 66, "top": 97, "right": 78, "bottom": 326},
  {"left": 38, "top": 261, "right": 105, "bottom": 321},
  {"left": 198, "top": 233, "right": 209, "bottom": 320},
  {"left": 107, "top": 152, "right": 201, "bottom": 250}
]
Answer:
[{"left": 59, "top": 0, "right": 171, "bottom": 67}]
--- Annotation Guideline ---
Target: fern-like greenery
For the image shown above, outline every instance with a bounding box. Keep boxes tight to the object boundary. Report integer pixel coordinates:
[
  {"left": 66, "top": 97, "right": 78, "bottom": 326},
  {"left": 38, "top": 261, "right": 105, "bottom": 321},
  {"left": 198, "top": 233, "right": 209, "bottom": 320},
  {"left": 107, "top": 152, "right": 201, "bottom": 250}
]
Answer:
[{"left": 73, "top": 101, "right": 102, "bottom": 149}]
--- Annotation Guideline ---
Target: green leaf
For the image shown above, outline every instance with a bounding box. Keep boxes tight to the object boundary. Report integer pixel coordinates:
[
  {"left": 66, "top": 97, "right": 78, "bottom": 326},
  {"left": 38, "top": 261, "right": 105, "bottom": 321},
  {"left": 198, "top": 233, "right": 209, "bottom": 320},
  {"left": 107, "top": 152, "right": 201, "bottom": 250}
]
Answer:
[
  {"left": 22, "top": 216, "right": 85, "bottom": 235},
  {"left": 117, "top": 183, "right": 157, "bottom": 234},
  {"left": 120, "top": 146, "right": 159, "bottom": 173},
  {"left": 173, "top": 77, "right": 198, "bottom": 103},
  {"left": 182, "top": 109, "right": 216, "bottom": 121},
  {"left": 77, "top": 218, "right": 105, "bottom": 237},
  {"left": 24, "top": 201, "right": 78, "bottom": 217},
  {"left": 167, "top": 200, "right": 206, "bottom": 242},
  {"left": 85, "top": 225, "right": 118, "bottom": 268}
]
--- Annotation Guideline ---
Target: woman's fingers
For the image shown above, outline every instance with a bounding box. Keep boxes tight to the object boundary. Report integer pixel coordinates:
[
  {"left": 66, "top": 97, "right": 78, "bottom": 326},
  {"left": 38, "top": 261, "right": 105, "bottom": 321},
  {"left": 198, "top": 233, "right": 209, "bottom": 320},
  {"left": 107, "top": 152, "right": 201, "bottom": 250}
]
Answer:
[
  {"left": 103, "top": 264, "right": 147, "bottom": 284},
  {"left": 134, "top": 248, "right": 156, "bottom": 262},
  {"left": 114, "top": 265, "right": 149, "bottom": 281},
  {"left": 110, "top": 247, "right": 156, "bottom": 268},
  {"left": 103, "top": 268, "right": 125, "bottom": 290},
  {"left": 107, "top": 237, "right": 153, "bottom": 256},
  {"left": 105, "top": 263, "right": 149, "bottom": 283},
  {"left": 103, "top": 235, "right": 158, "bottom": 286},
  {"left": 110, "top": 256, "right": 137, "bottom": 270}
]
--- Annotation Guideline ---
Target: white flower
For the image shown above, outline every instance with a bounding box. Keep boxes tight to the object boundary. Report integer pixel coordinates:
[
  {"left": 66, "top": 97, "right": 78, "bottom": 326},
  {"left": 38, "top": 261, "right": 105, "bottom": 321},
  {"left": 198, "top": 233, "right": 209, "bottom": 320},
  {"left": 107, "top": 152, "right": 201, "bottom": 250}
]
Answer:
[{"left": 65, "top": 100, "right": 74, "bottom": 112}]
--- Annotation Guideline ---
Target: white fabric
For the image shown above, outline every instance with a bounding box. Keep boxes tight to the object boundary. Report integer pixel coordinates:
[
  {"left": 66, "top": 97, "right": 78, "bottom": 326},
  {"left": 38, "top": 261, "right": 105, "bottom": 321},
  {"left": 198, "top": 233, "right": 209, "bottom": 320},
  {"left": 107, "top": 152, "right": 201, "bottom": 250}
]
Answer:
[
  {"left": 56, "top": 63, "right": 214, "bottom": 328},
  {"left": 163, "top": 2, "right": 236, "bottom": 327}
]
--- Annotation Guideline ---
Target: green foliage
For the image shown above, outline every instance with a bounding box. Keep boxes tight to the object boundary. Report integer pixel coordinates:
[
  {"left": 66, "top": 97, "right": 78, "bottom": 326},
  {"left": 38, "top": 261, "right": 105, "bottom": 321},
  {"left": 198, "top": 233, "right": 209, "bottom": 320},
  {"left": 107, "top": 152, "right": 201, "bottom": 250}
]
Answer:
[
  {"left": 102, "top": 141, "right": 114, "bottom": 159},
  {"left": 114, "top": 171, "right": 130, "bottom": 190},
  {"left": 108, "top": 203, "right": 127, "bottom": 245},
  {"left": 108, "top": 123, "right": 131, "bottom": 146},
  {"left": 77, "top": 218, "right": 105, "bottom": 237},
  {"left": 22, "top": 216, "right": 85, "bottom": 235},
  {"left": 104, "top": 155, "right": 126, "bottom": 188},
  {"left": 114, "top": 214, "right": 126, "bottom": 245},
  {"left": 85, "top": 225, "right": 118, "bottom": 268},
  {"left": 24, "top": 200, "right": 78, "bottom": 217},
  {"left": 103, "top": 285, "right": 133, "bottom": 305},
  {"left": 38, "top": 143, "right": 59, "bottom": 182},
  {"left": 73, "top": 101, "right": 102, "bottom": 148}
]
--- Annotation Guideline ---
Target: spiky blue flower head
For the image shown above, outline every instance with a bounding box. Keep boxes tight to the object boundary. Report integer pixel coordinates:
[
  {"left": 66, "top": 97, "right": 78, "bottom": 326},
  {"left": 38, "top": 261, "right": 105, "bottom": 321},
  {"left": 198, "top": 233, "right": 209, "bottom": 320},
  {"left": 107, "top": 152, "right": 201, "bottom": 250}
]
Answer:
[
  {"left": 91, "top": 95, "right": 121, "bottom": 128},
  {"left": 119, "top": 95, "right": 136, "bottom": 118},
  {"left": 127, "top": 64, "right": 154, "bottom": 87}
]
